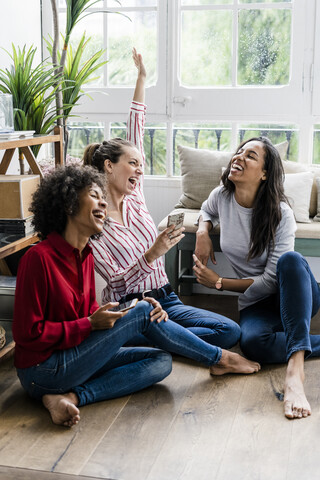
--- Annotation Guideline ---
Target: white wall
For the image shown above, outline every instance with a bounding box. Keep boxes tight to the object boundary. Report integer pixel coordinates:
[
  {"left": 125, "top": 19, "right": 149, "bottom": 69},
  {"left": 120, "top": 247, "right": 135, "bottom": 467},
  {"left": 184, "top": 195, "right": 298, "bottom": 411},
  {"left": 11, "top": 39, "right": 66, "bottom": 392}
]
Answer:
[{"left": 0, "top": 0, "right": 42, "bottom": 174}]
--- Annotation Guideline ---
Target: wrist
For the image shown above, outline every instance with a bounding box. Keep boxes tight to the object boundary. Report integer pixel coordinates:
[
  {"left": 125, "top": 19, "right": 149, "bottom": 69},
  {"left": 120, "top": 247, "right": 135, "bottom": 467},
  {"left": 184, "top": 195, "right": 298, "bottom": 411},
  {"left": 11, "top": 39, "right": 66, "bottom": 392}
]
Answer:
[
  {"left": 196, "top": 229, "right": 210, "bottom": 236},
  {"left": 144, "top": 250, "right": 156, "bottom": 265},
  {"left": 215, "top": 277, "right": 223, "bottom": 291}
]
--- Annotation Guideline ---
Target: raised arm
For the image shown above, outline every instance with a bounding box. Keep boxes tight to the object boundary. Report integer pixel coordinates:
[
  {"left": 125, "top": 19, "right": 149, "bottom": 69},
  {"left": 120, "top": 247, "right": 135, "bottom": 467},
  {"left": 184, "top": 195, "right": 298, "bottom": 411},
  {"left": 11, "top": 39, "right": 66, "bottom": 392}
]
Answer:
[{"left": 132, "top": 47, "right": 146, "bottom": 103}]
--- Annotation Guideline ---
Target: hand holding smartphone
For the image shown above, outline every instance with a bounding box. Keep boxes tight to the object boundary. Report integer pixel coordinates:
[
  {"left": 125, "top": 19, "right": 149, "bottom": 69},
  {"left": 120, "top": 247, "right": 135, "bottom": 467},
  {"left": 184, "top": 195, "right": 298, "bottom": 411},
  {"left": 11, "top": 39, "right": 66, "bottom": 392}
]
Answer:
[
  {"left": 111, "top": 298, "right": 139, "bottom": 312},
  {"left": 167, "top": 212, "right": 185, "bottom": 230}
]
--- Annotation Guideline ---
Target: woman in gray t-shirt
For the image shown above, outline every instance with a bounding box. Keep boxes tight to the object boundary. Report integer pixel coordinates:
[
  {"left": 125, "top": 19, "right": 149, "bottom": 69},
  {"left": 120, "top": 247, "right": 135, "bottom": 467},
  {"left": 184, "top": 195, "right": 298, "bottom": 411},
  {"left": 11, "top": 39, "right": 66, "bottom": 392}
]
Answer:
[{"left": 194, "top": 136, "right": 320, "bottom": 421}]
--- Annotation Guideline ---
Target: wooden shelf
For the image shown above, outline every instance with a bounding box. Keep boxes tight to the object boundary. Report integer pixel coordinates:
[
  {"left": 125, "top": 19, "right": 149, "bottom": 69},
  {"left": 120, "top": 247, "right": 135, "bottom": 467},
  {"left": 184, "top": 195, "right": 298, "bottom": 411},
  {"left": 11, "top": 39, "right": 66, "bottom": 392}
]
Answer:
[
  {"left": 0, "top": 126, "right": 63, "bottom": 178},
  {"left": 0, "top": 127, "right": 63, "bottom": 360},
  {"left": 0, "top": 132, "right": 62, "bottom": 150},
  {"left": 0, "top": 234, "right": 39, "bottom": 260}
]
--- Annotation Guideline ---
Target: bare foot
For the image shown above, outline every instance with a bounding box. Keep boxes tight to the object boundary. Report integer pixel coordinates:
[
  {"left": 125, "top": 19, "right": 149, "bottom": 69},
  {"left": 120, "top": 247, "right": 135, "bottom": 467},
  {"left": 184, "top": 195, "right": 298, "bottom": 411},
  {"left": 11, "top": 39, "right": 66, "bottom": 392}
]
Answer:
[
  {"left": 284, "top": 351, "right": 311, "bottom": 419},
  {"left": 209, "top": 349, "right": 261, "bottom": 376},
  {"left": 42, "top": 392, "right": 80, "bottom": 427}
]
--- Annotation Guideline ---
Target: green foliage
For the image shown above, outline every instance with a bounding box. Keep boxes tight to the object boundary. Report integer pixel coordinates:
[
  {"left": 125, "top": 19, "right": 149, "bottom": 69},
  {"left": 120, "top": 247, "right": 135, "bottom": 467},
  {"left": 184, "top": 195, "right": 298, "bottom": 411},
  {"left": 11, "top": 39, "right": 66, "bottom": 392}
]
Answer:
[
  {"left": 0, "top": 45, "right": 64, "bottom": 156},
  {"left": 46, "top": 33, "right": 107, "bottom": 118},
  {"left": 64, "top": 0, "right": 121, "bottom": 44}
]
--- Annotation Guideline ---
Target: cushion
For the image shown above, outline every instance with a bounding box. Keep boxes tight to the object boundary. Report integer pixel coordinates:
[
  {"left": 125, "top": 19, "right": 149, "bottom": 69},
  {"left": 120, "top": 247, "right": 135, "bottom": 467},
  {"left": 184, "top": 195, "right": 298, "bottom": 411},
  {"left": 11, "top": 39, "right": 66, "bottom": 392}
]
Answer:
[
  {"left": 282, "top": 160, "right": 319, "bottom": 217},
  {"left": 313, "top": 177, "right": 320, "bottom": 222},
  {"left": 175, "top": 146, "right": 232, "bottom": 209},
  {"left": 284, "top": 171, "right": 314, "bottom": 223},
  {"left": 176, "top": 141, "right": 289, "bottom": 210}
]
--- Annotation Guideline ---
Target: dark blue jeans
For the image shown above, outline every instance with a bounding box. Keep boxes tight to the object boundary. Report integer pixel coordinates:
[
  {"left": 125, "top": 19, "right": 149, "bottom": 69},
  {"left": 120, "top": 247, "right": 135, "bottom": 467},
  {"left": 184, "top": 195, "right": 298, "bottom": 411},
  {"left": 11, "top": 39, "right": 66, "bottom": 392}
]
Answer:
[
  {"left": 240, "top": 252, "right": 320, "bottom": 364},
  {"left": 17, "top": 301, "right": 222, "bottom": 407},
  {"left": 127, "top": 291, "right": 241, "bottom": 348}
]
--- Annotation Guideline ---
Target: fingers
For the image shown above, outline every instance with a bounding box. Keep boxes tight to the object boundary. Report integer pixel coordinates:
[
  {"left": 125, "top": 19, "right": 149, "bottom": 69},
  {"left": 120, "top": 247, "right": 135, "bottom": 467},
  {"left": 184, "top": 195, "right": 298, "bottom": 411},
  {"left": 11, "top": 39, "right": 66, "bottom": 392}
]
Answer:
[
  {"left": 211, "top": 251, "right": 217, "bottom": 265},
  {"left": 150, "top": 306, "right": 168, "bottom": 323},
  {"left": 164, "top": 225, "right": 185, "bottom": 242},
  {"left": 102, "top": 302, "right": 119, "bottom": 311},
  {"left": 144, "top": 298, "right": 168, "bottom": 323}
]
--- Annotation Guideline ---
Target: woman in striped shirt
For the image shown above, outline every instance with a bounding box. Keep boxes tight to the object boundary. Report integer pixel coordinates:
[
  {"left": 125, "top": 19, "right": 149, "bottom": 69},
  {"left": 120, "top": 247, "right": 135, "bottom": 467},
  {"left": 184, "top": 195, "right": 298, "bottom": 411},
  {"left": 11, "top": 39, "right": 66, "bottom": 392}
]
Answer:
[{"left": 84, "top": 49, "right": 241, "bottom": 349}]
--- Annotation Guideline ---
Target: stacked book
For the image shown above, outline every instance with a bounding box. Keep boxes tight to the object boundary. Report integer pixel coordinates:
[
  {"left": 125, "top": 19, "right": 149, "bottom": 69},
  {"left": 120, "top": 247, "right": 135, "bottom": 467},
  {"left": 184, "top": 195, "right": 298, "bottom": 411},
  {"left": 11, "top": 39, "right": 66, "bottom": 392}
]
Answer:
[{"left": 0, "top": 216, "right": 34, "bottom": 247}]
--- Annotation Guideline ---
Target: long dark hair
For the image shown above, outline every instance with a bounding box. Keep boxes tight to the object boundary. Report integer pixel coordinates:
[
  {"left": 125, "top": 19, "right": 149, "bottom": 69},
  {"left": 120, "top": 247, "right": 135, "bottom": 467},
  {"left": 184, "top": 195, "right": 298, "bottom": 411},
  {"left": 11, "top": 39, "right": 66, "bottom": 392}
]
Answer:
[
  {"left": 83, "top": 138, "right": 135, "bottom": 173},
  {"left": 221, "top": 137, "right": 288, "bottom": 260}
]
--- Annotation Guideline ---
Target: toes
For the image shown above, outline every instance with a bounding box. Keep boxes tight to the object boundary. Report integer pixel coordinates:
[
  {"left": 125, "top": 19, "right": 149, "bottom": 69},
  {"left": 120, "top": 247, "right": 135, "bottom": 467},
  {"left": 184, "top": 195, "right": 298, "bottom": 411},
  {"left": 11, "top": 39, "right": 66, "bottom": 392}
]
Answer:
[
  {"left": 284, "top": 401, "right": 294, "bottom": 419},
  {"left": 292, "top": 407, "right": 302, "bottom": 418},
  {"left": 302, "top": 406, "right": 311, "bottom": 417}
]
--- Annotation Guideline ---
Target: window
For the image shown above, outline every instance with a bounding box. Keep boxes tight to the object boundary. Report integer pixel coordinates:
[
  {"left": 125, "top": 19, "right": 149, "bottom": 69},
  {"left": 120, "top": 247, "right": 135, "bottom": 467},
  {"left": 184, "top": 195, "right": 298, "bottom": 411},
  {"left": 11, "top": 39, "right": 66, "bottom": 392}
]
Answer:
[{"left": 42, "top": 0, "right": 320, "bottom": 172}]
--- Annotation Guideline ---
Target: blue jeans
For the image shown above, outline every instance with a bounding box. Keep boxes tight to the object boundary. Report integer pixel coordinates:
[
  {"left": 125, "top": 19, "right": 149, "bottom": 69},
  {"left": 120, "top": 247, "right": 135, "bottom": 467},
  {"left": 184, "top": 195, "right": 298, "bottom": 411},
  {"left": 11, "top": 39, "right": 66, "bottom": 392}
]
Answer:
[
  {"left": 128, "top": 291, "right": 241, "bottom": 348},
  {"left": 240, "top": 252, "right": 320, "bottom": 364},
  {"left": 17, "top": 301, "right": 222, "bottom": 406}
]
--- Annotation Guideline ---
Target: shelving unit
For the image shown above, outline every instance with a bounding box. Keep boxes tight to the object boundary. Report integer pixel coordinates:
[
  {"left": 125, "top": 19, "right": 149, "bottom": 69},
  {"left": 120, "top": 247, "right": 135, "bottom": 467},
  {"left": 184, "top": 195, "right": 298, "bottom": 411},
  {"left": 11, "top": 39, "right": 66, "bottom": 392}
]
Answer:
[{"left": 0, "top": 127, "right": 63, "bottom": 361}]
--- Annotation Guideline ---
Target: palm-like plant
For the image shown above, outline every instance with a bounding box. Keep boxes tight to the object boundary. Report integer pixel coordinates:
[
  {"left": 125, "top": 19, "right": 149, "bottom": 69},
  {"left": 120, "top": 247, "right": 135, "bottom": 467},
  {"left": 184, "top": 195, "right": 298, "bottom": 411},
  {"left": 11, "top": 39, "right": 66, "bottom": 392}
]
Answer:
[
  {"left": 50, "top": 0, "right": 121, "bottom": 158},
  {"left": 46, "top": 33, "right": 106, "bottom": 119},
  {"left": 0, "top": 45, "right": 64, "bottom": 160}
]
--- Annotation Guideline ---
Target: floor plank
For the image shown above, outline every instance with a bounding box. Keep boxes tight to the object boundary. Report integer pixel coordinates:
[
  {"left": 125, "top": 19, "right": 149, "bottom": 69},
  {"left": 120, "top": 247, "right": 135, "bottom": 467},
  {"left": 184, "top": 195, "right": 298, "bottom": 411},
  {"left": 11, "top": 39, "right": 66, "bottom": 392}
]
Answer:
[{"left": 0, "top": 465, "right": 110, "bottom": 480}]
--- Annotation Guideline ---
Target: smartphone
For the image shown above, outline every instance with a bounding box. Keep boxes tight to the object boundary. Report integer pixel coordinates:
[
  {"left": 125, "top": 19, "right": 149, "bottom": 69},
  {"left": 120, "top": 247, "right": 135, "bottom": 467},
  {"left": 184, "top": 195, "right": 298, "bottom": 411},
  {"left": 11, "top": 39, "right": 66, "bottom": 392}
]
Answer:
[
  {"left": 167, "top": 212, "right": 185, "bottom": 230},
  {"left": 111, "top": 298, "right": 138, "bottom": 312}
]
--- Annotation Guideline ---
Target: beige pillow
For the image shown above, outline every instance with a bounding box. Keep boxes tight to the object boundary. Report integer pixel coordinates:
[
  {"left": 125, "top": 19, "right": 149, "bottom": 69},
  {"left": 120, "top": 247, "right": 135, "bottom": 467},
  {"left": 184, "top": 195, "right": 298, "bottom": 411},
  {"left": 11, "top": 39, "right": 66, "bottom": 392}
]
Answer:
[
  {"left": 282, "top": 160, "right": 320, "bottom": 217},
  {"left": 313, "top": 177, "right": 320, "bottom": 222},
  {"left": 284, "top": 171, "right": 314, "bottom": 223},
  {"left": 175, "top": 146, "right": 233, "bottom": 209},
  {"left": 175, "top": 141, "right": 289, "bottom": 210}
]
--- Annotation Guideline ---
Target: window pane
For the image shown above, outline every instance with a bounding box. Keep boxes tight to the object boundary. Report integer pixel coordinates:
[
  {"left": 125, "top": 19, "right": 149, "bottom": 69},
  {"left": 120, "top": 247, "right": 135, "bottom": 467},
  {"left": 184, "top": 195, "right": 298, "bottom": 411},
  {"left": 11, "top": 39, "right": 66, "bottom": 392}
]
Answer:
[
  {"left": 238, "top": 124, "right": 298, "bottom": 162},
  {"left": 67, "top": 122, "right": 105, "bottom": 159},
  {"left": 59, "top": 13, "right": 104, "bottom": 87},
  {"left": 173, "top": 124, "right": 232, "bottom": 175},
  {"left": 108, "top": 11, "right": 157, "bottom": 86},
  {"left": 313, "top": 125, "right": 320, "bottom": 165},
  {"left": 111, "top": 123, "right": 167, "bottom": 175},
  {"left": 181, "top": 1, "right": 232, "bottom": 5},
  {"left": 107, "top": 0, "right": 157, "bottom": 5},
  {"left": 238, "top": 9, "right": 291, "bottom": 85},
  {"left": 180, "top": 11, "right": 232, "bottom": 86},
  {"left": 240, "top": 0, "right": 291, "bottom": 3}
]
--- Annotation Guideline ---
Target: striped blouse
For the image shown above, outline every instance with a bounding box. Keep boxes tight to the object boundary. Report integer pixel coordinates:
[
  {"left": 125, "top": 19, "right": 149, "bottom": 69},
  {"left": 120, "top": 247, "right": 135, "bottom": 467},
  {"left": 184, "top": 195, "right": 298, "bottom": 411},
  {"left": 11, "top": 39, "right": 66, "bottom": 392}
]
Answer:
[{"left": 90, "top": 101, "right": 169, "bottom": 304}]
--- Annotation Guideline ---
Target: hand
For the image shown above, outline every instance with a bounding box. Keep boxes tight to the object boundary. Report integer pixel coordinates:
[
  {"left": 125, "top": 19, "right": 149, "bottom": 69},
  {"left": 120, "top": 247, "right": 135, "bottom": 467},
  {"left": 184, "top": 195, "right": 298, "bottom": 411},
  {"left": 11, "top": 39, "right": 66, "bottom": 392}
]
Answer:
[
  {"left": 89, "top": 302, "right": 127, "bottom": 330},
  {"left": 143, "top": 297, "right": 168, "bottom": 323},
  {"left": 145, "top": 225, "right": 185, "bottom": 264},
  {"left": 132, "top": 47, "right": 146, "bottom": 79},
  {"left": 192, "top": 254, "right": 219, "bottom": 288},
  {"left": 195, "top": 231, "right": 216, "bottom": 266}
]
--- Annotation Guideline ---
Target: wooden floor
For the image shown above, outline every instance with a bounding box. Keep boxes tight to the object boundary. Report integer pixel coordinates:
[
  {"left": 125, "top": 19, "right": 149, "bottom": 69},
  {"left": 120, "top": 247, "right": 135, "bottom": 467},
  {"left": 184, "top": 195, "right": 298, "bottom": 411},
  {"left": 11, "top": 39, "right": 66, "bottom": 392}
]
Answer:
[{"left": 1, "top": 295, "right": 320, "bottom": 480}]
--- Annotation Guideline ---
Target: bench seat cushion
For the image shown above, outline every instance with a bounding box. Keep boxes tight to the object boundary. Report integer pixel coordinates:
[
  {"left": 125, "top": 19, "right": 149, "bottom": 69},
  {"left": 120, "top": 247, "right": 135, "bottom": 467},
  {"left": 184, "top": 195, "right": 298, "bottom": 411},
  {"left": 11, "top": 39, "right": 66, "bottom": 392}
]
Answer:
[{"left": 158, "top": 208, "right": 320, "bottom": 239}]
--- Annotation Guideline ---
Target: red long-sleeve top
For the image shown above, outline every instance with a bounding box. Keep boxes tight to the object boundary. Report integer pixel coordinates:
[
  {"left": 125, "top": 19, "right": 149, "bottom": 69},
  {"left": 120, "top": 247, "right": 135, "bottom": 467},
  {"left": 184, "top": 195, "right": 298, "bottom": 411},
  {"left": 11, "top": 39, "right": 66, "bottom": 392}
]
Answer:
[{"left": 13, "top": 232, "right": 97, "bottom": 368}]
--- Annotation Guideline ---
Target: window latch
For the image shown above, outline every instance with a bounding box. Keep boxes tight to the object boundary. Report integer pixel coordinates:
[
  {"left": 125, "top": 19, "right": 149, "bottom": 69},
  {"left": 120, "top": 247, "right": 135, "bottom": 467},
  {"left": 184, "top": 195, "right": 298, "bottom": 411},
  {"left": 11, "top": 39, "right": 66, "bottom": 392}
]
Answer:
[{"left": 173, "top": 96, "right": 192, "bottom": 107}]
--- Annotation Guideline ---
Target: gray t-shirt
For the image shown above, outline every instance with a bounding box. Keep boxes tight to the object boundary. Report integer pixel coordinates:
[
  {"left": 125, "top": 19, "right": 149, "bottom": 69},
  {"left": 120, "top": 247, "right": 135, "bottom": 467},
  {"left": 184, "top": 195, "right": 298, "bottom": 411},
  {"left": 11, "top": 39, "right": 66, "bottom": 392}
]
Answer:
[{"left": 200, "top": 186, "right": 297, "bottom": 310}]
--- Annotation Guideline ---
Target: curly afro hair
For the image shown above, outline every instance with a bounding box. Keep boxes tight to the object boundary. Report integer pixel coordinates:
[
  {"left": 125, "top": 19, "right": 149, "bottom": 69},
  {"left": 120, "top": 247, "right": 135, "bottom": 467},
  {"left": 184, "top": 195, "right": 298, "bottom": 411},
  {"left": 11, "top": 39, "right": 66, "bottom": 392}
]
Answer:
[{"left": 30, "top": 165, "right": 106, "bottom": 240}]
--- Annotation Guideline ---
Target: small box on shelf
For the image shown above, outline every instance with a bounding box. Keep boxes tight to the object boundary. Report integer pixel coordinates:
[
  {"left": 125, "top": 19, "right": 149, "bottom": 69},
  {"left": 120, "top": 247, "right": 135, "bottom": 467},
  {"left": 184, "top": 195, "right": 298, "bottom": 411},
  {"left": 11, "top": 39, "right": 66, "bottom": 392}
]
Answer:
[{"left": 0, "top": 175, "right": 40, "bottom": 219}]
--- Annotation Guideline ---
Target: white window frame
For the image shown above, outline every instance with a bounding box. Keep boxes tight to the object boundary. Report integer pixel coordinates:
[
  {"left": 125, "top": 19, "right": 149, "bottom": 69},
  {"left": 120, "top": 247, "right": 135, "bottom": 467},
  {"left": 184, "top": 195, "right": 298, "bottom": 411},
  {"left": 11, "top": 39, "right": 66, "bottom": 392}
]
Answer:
[{"left": 41, "top": 0, "right": 319, "bottom": 172}]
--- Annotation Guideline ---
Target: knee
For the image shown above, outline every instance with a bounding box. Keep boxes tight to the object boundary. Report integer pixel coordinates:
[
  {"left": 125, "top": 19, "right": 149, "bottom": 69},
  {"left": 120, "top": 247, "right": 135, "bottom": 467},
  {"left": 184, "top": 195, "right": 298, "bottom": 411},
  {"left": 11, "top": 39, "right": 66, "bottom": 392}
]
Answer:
[
  {"left": 240, "top": 330, "right": 268, "bottom": 363},
  {"left": 135, "top": 300, "right": 153, "bottom": 318},
  {"left": 277, "top": 251, "right": 304, "bottom": 278},
  {"left": 153, "top": 351, "right": 172, "bottom": 381},
  {"left": 222, "top": 322, "right": 241, "bottom": 348}
]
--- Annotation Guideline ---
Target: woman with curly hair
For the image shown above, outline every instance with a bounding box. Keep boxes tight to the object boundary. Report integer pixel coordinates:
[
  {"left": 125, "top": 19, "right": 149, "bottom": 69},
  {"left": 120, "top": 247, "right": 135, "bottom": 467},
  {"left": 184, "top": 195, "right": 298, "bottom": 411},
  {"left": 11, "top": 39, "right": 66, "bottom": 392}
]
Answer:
[
  {"left": 12, "top": 165, "right": 260, "bottom": 427},
  {"left": 193, "top": 137, "right": 320, "bottom": 420}
]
